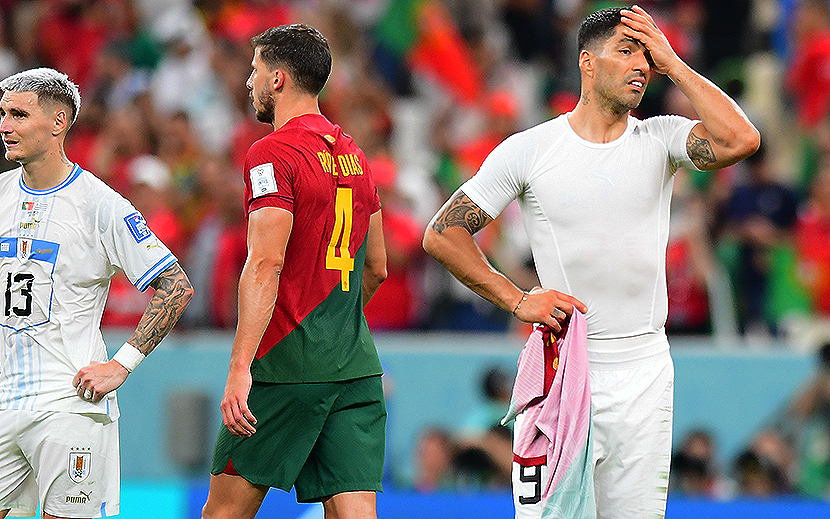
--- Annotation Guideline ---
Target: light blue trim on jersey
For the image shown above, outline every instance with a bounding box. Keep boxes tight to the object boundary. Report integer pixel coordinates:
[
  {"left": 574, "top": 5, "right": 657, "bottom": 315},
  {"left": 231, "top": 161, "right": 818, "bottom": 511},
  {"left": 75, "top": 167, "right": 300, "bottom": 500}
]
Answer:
[
  {"left": 135, "top": 253, "right": 176, "bottom": 292},
  {"left": 18, "top": 163, "right": 82, "bottom": 195},
  {"left": 101, "top": 501, "right": 107, "bottom": 517}
]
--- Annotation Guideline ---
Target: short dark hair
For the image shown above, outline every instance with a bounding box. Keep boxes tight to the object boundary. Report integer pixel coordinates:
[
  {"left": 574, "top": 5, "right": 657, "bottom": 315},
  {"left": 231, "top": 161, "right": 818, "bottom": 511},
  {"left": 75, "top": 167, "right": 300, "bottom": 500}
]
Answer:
[
  {"left": 577, "top": 7, "right": 625, "bottom": 52},
  {"left": 251, "top": 24, "right": 331, "bottom": 96}
]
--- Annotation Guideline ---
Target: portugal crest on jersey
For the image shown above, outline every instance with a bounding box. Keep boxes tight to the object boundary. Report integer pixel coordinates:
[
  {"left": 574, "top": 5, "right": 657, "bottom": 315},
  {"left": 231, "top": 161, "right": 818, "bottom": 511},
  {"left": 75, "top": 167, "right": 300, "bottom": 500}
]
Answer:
[{"left": 68, "top": 450, "right": 91, "bottom": 483}]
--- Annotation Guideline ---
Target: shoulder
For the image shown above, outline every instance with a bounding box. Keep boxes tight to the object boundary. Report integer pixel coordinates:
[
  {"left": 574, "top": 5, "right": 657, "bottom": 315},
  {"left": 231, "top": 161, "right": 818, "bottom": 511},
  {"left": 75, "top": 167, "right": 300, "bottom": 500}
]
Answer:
[
  {"left": 636, "top": 114, "right": 697, "bottom": 133},
  {"left": 76, "top": 169, "right": 126, "bottom": 203},
  {"left": 0, "top": 166, "right": 21, "bottom": 189},
  {"left": 512, "top": 115, "right": 567, "bottom": 143}
]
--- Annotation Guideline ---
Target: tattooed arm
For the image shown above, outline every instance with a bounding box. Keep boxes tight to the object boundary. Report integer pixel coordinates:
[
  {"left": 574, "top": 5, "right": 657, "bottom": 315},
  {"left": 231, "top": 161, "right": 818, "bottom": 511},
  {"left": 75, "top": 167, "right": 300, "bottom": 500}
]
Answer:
[
  {"left": 423, "top": 190, "right": 585, "bottom": 331},
  {"left": 73, "top": 262, "right": 193, "bottom": 403},
  {"left": 126, "top": 262, "right": 194, "bottom": 355},
  {"left": 620, "top": 5, "right": 760, "bottom": 170}
]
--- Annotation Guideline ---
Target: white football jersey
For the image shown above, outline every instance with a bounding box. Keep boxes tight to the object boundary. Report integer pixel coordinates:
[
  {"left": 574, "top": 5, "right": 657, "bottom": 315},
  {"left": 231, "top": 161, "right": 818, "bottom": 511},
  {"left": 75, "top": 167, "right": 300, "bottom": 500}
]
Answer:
[
  {"left": 0, "top": 164, "right": 177, "bottom": 419},
  {"left": 461, "top": 114, "right": 698, "bottom": 365}
]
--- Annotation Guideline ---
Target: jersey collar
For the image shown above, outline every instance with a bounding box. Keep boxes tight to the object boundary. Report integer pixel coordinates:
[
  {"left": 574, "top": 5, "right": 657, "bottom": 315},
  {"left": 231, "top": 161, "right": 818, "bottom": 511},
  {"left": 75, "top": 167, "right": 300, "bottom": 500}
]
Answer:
[{"left": 19, "top": 163, "right": 83, "bottom": 195}]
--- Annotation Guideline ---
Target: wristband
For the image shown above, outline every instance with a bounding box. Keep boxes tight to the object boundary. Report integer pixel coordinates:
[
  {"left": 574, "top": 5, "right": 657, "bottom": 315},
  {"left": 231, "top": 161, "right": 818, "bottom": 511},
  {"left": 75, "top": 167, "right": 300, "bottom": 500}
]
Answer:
[
  {"left": 112, "top": 342, "right": 146, "bottom": 373},
  {"left": 512, "top": 292, "right": 528, "bottom": 315}
]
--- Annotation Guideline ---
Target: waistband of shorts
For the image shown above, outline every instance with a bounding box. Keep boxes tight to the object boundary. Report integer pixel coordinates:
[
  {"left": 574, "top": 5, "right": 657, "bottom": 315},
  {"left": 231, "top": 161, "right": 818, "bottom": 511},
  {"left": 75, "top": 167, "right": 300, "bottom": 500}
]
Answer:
[{"left": 587, "top": 329, "right": 670, "bottom": 370}]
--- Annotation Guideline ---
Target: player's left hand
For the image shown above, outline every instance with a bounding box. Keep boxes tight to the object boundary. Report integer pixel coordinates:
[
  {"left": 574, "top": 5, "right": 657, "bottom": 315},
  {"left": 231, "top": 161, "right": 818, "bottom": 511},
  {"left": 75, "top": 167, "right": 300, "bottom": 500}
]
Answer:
[
  {"left": 620, "top": 5, "right": 681, "bottom": 76},
  {"left": 73, "top": 360, "right": 129, "bottom": 404}
]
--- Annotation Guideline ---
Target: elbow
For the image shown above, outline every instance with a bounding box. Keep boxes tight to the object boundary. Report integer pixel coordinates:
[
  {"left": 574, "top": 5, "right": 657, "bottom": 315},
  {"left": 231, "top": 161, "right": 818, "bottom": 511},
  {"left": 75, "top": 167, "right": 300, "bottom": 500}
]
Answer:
[
  {"left": 375, "top": 266, "right": 388, "bottom": 286},
  {"left": 368, "top": 261, "right": 387, "bottom": 286},
  {"left": 180, "top": 280, "right": 195, "bottom": 308},
  {"left": 248, "top": 253, "right": 285, "bottom": 281},
  {"left": 740, "top": 126, "right": 762, "bottom": 161},
  {"left": 730, "top": 123, "right": 761, "bottom": 163},
  {"left": 422, "top": 228, "right": 439, "bottom": 258}
]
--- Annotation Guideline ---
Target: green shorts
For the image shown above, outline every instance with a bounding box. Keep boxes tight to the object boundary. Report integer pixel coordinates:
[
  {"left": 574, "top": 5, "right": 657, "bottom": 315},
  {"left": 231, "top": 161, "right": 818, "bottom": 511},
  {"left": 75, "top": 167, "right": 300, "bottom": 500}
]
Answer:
[{"left": 210, "top": 375, "right": 386, "bottom": 502}]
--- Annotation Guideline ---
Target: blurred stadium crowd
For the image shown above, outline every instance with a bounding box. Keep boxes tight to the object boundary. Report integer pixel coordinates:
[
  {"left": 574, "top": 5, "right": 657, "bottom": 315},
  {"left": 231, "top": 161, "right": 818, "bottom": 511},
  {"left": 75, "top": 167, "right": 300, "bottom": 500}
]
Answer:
[
  {"left": 1, "top": 0, "right": 829, "bottom": 342},
  {"left": 4, "top": 0, "right": 830, "bottom": 502}
]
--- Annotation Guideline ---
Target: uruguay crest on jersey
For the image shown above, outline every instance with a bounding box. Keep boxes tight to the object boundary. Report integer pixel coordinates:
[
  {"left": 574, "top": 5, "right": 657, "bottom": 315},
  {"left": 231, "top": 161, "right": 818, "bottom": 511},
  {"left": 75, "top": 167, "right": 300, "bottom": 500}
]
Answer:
[{"left": 68, "top": 450, "right": 91, "bottom": 483}]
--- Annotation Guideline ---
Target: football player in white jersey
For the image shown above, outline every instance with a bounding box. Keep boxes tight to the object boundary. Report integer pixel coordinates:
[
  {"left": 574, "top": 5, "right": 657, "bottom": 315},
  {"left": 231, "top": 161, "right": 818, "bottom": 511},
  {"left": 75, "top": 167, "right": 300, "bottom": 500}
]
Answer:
[
  {"left": 424, "top": 6, "right": 760, "bottom": 519},
  {"left": 0, "top": 68, "right": 193, "bottom": 518}
]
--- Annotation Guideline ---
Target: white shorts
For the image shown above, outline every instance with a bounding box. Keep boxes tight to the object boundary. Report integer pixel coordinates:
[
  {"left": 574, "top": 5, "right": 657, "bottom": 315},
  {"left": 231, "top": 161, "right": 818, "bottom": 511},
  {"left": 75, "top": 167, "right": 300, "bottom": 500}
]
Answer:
[
  {"left": 0, "top": 410, "right": 120, "bottom": 518},
  {"left": 590, "top": 351, "right": 674, "bottom": 519},
  {"left": 511, "top": 351, "right": 673, "bottom": 519}
]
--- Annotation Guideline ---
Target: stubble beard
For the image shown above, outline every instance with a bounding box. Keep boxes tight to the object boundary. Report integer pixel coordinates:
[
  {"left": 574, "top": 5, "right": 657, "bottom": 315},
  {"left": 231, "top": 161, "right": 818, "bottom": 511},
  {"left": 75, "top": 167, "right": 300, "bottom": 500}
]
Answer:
[{"left": 254, "top": 90, "right": 275, "bottom": 124}]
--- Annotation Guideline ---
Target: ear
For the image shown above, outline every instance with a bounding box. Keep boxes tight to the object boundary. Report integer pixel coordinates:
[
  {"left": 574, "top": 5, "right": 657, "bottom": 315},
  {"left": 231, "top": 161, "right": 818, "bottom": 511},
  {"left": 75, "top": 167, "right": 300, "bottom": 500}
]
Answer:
[
  {"left": 579, "top": 49, "right": 595, "bottom": 77},
  {"left": 273, "top": 69, "right": 284, "bottom": 91},
  {"left": 52, "top": 109, "right": 68, "bottom": 136}
]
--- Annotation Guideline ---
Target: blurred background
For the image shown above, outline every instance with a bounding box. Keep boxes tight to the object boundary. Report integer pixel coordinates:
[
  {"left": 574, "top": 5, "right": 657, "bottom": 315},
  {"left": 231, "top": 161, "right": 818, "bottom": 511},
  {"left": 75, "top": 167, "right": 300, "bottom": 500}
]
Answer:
[{"left": 3, "top": 0, "right": 830, "bottom": 516}]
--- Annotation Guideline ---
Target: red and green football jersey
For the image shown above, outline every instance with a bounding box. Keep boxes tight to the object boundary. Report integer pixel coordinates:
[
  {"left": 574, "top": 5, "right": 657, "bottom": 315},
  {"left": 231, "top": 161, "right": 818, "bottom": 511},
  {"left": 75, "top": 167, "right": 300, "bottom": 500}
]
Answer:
[{"left": 242, "top": 114, "right": 382, "bottom": 383}]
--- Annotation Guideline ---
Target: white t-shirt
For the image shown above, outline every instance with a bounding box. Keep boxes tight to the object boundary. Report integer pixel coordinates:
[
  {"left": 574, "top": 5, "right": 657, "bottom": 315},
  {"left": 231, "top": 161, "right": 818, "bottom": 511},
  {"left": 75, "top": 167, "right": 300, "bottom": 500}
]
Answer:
[
  {"left": 461, "top": 114, "right": 698, "bottom": 365},
  {"left": 0, "top": 164, "right": 177, "bottom": 419}
]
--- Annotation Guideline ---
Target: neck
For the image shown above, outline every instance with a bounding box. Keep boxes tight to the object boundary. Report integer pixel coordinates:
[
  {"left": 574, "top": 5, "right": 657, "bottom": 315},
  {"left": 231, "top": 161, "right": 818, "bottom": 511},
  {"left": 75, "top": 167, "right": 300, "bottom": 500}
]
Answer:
[
  {"left": 567, "top": 92, "right": 631, "bottom": 143},
  {"left": 20, "top": 148, "right": 74, "bottom": 191},
  {"left": 272, "top": 95, "right": 322, "bottom": 130}
]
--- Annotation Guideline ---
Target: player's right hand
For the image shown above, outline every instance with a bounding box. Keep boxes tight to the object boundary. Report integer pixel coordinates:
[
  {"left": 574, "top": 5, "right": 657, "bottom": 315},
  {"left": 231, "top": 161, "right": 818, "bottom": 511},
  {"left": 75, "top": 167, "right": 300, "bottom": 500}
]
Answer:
[
  {"left": 220, "top": 368, "right": 258, "bottom": 437},
  {"left": 513, "top": 286, "right": 587, "bottom": 334}
]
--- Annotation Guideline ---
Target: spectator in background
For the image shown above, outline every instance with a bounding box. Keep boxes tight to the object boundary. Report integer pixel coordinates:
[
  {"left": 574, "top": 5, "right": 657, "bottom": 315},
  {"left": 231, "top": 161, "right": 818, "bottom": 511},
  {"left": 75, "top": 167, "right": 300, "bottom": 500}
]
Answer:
[
  {"left": 786, "top": 0, "right": 830, "bottom": 192},
  {"left": 732, "top": 449, "right": 790, "bottom": 497},
  {"left": 459, "top": 366, "right": 513, "bottom": 439},
  {"left": 89, "top": 100, "right": 157, "bottom": 194},
  {"left": 786, "top": 0, "right": 830, "bottom": 132},
  {"left": 363, "top": 155, "right": 426, "bottom": 330},
  {"left": 731, "top": 427, "right": 796, "bottom": 497},
  {"left": 412, "top": 427, "right": 457, "bottom": 493},
  {"left": 670, "top": 428, "right": 722, "bottom": 497},
  {"left": 796, "top": 157, "right": 830, "bottom": 317},
  {"left": 787, "top": 342, "right": 830, "bottom": 496},
  {"left": 718, "top": 143, "right": 802, "bottom": 336},
  {"left": 179, "top": 155, "right": 247, "bottom": 329}
]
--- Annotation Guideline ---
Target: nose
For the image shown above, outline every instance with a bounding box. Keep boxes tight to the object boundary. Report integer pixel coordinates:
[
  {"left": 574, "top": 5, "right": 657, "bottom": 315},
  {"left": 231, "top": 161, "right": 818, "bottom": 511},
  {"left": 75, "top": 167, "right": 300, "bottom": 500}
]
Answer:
[
  {"left": 634, "top": 49, "right": 651, "bottom": 74},
  {"left": 246, "top": 72, "right": 254, "bottom": 91}
]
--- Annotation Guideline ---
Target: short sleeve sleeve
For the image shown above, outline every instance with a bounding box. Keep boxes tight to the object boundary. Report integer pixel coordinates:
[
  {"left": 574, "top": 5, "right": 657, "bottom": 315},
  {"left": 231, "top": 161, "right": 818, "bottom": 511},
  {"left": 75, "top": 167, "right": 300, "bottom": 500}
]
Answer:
[
  {"left": 648, "top": 115, "right": 699, "bottom": 172},
  {"left": 101, "top": 196, "right": 177, "bottom": 292},
  {"left": 458, "top": 132, "right": 527, "bottom": 219},
  {"left": 244, "top": 138, "right": 296, "bottom": 214}
]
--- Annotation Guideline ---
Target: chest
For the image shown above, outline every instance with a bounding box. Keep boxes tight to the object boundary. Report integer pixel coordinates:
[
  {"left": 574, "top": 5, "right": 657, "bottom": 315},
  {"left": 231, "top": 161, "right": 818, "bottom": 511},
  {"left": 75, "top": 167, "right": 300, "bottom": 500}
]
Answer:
[{"left": 526, "top": 142, "right": 673, "bottom": 228}]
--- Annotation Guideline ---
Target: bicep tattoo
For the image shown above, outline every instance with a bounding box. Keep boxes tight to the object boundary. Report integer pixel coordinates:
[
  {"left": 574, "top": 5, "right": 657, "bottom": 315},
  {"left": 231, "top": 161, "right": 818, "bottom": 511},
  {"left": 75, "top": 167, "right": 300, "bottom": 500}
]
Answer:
[
  {"left": 431, "top": 192, "right": 493, "bottom": 235},
  {"left": 128, "top": 262, "right": 193, "bottom": 356},
  {"left": 687, "top": 131, "right": 717, "bottom": 169}
]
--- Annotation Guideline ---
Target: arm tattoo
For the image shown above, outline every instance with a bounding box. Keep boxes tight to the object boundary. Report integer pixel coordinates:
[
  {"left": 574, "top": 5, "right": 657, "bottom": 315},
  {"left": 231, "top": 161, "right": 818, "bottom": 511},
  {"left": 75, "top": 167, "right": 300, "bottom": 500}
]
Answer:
[
  {"left": 127, "top": 262, "right": 193, "bottom": 356},
  {"left": 431, "top": 192, "right": 493, "bottom": 235},
  {"left": 687, "top": 131, "right": 717, "bottom": 169}
]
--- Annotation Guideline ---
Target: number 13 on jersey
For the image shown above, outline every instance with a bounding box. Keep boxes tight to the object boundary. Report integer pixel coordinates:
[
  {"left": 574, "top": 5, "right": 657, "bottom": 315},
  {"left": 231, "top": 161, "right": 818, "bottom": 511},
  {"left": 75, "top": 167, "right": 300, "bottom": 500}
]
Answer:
[{"left": 326, "top": 187, "right": 355, "bottom": 291}]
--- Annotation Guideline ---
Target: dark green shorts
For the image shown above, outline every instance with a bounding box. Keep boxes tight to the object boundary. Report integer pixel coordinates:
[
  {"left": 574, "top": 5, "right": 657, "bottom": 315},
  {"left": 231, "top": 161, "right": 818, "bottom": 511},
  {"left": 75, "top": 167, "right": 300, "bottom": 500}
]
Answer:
[{"left": 210, "top": 375, "right": 386, "bottom": 502}]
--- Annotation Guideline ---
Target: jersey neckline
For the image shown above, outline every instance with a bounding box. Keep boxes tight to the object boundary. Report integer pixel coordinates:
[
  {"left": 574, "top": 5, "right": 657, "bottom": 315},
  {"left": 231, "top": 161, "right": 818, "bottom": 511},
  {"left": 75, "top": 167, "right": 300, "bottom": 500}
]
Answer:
[
  {"left": 561, "top": 113, "right": 637, "bottom": 149},
  {"left": 18, "top": 163, "right": 82, "bottom": 195}
]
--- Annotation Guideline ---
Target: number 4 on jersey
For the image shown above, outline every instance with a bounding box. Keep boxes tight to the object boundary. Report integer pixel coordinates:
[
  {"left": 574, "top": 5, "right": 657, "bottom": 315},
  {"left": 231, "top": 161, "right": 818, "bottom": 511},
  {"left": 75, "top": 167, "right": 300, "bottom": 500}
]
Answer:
[{"left": 326, "top": 187, "right": 355, "bottom": 291}]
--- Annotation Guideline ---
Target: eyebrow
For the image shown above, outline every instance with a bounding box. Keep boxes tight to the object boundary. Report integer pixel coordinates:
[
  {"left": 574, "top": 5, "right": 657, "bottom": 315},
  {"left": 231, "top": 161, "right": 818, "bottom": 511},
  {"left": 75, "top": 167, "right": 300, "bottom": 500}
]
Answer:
[
  {"left": 619, "top": 36, "right": 644, "bottom": 47},
  {"left": 0, "top": 107, "right": 28, "bottom": 117}
]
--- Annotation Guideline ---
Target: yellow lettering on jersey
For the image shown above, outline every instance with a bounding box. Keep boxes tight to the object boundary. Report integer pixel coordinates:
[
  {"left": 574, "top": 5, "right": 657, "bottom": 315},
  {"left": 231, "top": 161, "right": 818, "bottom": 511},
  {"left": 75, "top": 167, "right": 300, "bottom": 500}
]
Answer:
[
  {"left": 317, "top": 151, "right": 338, "bottom": 176},
  {"left": 337, "top": 154, "right": 354, "bottom": 177},
  {"left": 349, "top": 154, "right": 364, "bottom": 176}
]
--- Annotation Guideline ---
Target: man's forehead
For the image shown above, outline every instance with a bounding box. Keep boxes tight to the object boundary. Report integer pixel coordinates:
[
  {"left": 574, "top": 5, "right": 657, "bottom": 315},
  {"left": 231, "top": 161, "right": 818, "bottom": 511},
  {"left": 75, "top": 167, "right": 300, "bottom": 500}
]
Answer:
[
  {"left": 0, "top": 90, "right": 39, "bottom": 107},
  {"left": 608, "top": 25, "right": 644, "bottom": 47}
]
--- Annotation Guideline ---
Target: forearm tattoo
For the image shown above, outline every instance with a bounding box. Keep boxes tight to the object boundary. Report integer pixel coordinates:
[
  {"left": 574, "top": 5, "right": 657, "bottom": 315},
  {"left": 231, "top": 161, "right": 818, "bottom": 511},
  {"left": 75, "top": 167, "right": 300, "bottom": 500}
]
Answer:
[
  {"left": 431, "top": 192, "right": 493, "bottom": 235},
  {"left": 687, "top": 131, "right": 716, "bottom": 169},
  {"left": 128, "top": 263, "right": 193, "bottom": 356}
]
